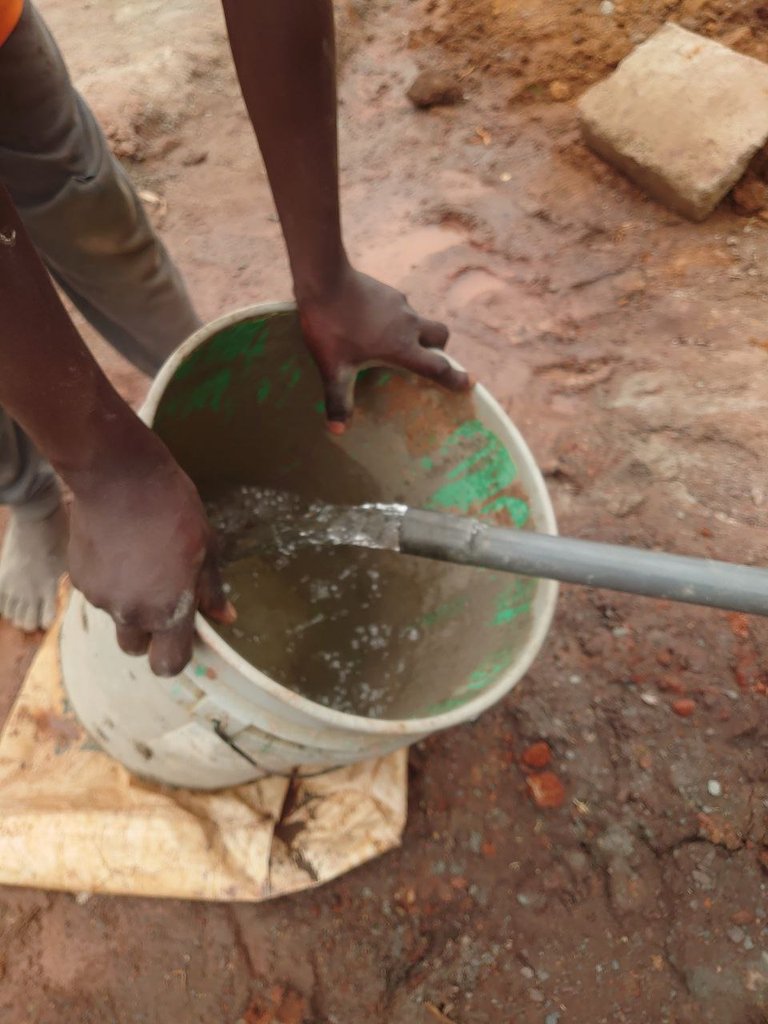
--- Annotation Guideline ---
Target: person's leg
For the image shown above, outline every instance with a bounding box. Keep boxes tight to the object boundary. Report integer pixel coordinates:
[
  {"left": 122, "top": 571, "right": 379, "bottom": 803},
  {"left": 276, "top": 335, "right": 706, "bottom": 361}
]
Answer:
[
  {"left": 0, "top": 1, "right": 201, "bottom": 373},
  {"left": 0, "top": 1, "right": 200, "bottom": 630},
  {"left": 0, "top": 412, "right": 66, "bottom": 630}
]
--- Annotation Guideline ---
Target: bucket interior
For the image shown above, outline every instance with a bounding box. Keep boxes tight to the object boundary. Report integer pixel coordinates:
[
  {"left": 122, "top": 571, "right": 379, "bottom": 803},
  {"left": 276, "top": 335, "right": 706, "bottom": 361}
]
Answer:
[{"left": 151, "top": 308, "right": 551, "bottom": 720}]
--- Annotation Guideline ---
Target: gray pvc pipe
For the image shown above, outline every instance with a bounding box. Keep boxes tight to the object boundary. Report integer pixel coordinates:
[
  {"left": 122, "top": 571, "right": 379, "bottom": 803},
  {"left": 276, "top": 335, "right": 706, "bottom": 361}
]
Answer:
[{"left": 399, "top": 509, "right": 768, "bottom": 617}]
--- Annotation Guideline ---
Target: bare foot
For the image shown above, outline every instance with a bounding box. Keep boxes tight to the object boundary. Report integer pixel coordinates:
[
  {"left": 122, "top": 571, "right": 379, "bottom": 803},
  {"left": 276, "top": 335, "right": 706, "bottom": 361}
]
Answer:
[{"left": 0, "top": 503, "right": 68, "bottom": 632}]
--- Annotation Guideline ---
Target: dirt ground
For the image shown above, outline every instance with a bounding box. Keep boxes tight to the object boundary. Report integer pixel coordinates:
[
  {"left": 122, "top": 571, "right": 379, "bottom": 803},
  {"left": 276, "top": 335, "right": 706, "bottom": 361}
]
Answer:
[
  {"left": 415, "top": 0, "right": 768, "bottom": 96},
  {"left": 1, "top": 0, "right": 768, "bottom": 1021}
]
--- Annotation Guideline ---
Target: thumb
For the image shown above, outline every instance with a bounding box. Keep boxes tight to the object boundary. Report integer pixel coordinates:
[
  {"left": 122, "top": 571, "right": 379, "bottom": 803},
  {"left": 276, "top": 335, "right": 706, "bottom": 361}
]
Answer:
[{"left": 198, "top": 551, "right": 236, "bottom": 624}]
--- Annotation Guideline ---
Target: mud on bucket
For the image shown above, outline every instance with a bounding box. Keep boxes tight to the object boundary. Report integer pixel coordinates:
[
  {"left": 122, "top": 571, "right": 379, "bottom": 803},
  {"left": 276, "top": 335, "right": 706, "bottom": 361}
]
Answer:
[{"left": 60, "top": 303, "right": 558, "bottom": 789}]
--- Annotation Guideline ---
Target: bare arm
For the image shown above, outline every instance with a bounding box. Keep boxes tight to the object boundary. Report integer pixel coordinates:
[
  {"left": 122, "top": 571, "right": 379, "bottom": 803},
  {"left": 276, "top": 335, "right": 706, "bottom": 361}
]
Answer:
[
  {"left": 221, "top": 0, "right": 471, "bottom": 429},
  {"left": 0, "top": 186, "right": 232, "bottom": 674}
]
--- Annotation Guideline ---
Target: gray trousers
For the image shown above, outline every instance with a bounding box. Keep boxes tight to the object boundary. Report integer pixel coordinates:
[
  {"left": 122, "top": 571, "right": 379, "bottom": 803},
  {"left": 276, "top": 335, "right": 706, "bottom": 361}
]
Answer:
[{"left": 0, "top": 2, "right": 200, "bottom": 518}]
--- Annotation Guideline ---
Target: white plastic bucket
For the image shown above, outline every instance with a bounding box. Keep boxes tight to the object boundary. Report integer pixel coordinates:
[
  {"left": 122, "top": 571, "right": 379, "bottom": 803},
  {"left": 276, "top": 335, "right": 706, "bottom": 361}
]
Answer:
[{"left": 61, "top": 303, "right": 558, "bottom": 789}]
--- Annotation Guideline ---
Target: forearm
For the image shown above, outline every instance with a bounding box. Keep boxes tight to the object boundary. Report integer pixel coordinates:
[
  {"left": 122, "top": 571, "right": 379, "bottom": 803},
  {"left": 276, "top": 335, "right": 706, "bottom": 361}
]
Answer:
[
  {"left": 221, "top": 0, "right": 348, "bottom": 300},
  {"left": 0, "top": 186, "right": 161, "bottom": 489}
]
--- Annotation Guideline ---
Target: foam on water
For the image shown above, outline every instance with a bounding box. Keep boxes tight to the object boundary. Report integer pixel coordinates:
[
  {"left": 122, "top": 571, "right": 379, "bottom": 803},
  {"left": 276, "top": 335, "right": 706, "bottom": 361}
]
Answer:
[{"left": 206, "top": 486, "right": 419, "bottom": 717}]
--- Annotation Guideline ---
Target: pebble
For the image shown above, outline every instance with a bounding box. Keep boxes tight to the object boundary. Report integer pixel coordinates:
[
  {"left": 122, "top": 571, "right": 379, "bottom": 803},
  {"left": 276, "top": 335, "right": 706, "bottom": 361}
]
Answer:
[
  {"left": 545, "top": 1015, "right": 561, "bottom": 1024},
  {"left": 731, "top": 909, "right": 754, "bottom": 926},
  {"left": 707, "top": 779, "right": 722, "bottom": 797},
  {"left": 406, "top": 70, "right": 463, "bottom": 109},
  {"left": 744, "top": 936, "right": 755, "bottom": 951},
  {"left": 526, "top": 771, "right": 566, "bottom": 810},
  {"left": 569, "top": 674, "right": 582, "bottom": 685},
  {"left": 672, "top": 698, "right": 696, "bottom": 718},
  {"left": 468, "top": 830, "right": 483, "bottom": 853},
  {"left": 692, "top": 869, "right": 714, "bottom": 890},
  {"left": 522, "top": 741, "right": 552, "bottom": 769},
  {"left": 600, "top": 0, "right": 615, "bottom": 13},
  {"left": 521, "top": 966, "right": 535, "bottom": 979},
  {"left": 549, "top": 80, "right": 572, "bottom": 102},
  {"left": 728, "top": 926, "right": 745, "bottom": 944},
  {"left": 529, "top": 989, "right": 545, "bottom": 1003}
]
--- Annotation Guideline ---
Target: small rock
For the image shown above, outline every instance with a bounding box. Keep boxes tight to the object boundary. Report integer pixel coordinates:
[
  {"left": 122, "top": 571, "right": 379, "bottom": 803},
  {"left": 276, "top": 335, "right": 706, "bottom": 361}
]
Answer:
[
  {"left": 596, "top": 824, "right": 635, "bottom": 860},
  {"left": 692, "top": 869, "right": 714, "bottom": 890},
  {"left": 526, "top": 771, "right": 566, "bottom": 810},
  {"left": 698, "top": 812, "right": 742, "bottom": 851},
  {"left": 529, "top": 989, "right": 545, "bottom": 1003},
  {"left": 672, "top": 698, "right": 696, "bottom": 718},
  {"left": 521, "top": 965, "right": 535, "bottom": 979},
  {"left": 468, "top": 830, "right": 483, "bottom": 854},
  {"left": 732, "top": 175, "right": 768, "bottom": 213},
  {"left": 731, "top": 909, "right": 755, "bottom": 926},
  {"left": 640, "top": 692, "right": 660, "bottom": 706},
  {"left": 728, "top": 926, "right": 745, "bottom": 944},
  {"left": 545, "top": 1015, "right": 561, "bottom": 1024},
  {"left": 564, "top": 848, "right": 590, "bottom": 879},
  {"left": 744, "top": 936, "right": 755, "bottom": 951},
  {"left": 517, "top": 890, "right": 548, "bottom": 910},
  {"left": 549, "top": 80, "right": 572, "bottom": 102},
  {"left": 407, "top": 70, "right": 463, "bottom": 109},
  {"left": 657, "top": 674, "right": 686, "bottom": 695},
  {"left": 608, "top": 860, "right": 646, "bottom": 914},
  {"left": 600, "top": 0, "right": 615, "bottom": 13},
  {"left": 707, "top": 779, "right": 722, "bottom": 797},
  {"left": 522, "top": 741, "right": 552, "bottom": 769}
]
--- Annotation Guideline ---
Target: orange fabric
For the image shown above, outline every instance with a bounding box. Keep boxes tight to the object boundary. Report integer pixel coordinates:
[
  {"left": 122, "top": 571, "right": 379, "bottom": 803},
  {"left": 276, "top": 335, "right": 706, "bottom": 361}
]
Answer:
[{"left": 0, "top": 0, "right": 22, "bottom": 46}]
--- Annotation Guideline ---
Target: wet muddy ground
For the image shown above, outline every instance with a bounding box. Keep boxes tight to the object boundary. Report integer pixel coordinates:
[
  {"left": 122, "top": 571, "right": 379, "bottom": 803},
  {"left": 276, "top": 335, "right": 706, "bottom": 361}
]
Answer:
[{"left": 0, "top": 0, "right": 767, "bottom": 1021}]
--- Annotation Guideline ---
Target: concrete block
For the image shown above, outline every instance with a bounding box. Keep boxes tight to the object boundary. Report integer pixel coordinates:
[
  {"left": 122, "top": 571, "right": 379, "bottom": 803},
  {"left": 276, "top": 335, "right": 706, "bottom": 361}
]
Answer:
[{"left": 578, "top": 23, "right": 768, "bottom": 220}]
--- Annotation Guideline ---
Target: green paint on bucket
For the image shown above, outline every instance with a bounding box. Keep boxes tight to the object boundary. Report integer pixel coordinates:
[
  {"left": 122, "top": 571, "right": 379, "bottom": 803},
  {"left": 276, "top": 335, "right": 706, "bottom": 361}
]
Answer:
[
  {"left": 162, "top": 368, "right": 233, "bottom": 420},
  {"left": 174, "top": 320, "right": 270, "bottom": 381},
  {"left": 425, "top": 646, "right": 516, "bottom": 714},
  {"left": 423, "top": 420, "right": 529, "bottom": 527},
  {"left": 493, "top": 579, "right": 536, "bottom": 625},
  {"left": 420, "top": 594, "right": 469, "bottom": 628},
  {"left": 278, "top": 358, "right": 302, "bottom": 390}
]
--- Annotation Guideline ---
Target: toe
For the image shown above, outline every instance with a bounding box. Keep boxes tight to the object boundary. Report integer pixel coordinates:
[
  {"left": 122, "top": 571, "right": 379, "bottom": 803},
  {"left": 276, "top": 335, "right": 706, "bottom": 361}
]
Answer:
[
  {"left": 3, "top": 597, "right": 18, "bottom": 626},
  {"left": 17, "top": 600, "right": 42, "bottom": 634},
  {"left": 40, "top": 594, "right": 58, "bottom": 631}
]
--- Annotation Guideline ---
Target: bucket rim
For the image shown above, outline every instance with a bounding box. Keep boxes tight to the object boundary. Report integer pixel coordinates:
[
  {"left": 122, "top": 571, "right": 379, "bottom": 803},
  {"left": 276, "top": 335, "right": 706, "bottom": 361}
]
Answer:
[{"left": 141, "top": 301, "right": 559, "bottom": 737}]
